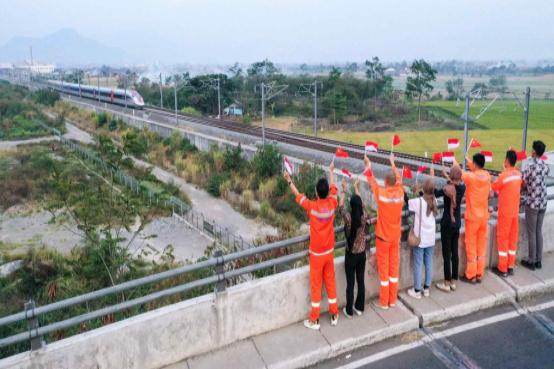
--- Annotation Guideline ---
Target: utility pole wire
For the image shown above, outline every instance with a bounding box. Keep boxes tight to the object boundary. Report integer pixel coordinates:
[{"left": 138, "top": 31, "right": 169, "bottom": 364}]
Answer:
[
  {"left": 257, "top": 81, "right": 288, "bottom": 145},
  {"left": 200, "top": 76, "right": 222, "bottom": 119},
  {"left": 296, "top": 80, "right": 322, "bottom": 137}
]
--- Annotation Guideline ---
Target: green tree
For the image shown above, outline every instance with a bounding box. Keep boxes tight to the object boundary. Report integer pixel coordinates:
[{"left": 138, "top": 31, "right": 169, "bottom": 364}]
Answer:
[
  {"left": 405, "top": 59, "right": 437, "bottom": 122},
  {"left": 247, "top": 59, "right": 280, "bottom": 78},
  {"left": 122, "top": 130, "right": 148, "bottom": 157},
  {"left": 252, "top": 144, "right": 282, "bottom": 179},
  {"left": 488, "top": 75, "right": 507, "bottom": 93},
  {"left": 445, "top": 78, "right": 465, "bottom": 100},
  {"left": 324, "top": 90, "right": 347, "bottom": 124},
  {"left": 365, "top": 56, "right": 393, "bottom": 108}
]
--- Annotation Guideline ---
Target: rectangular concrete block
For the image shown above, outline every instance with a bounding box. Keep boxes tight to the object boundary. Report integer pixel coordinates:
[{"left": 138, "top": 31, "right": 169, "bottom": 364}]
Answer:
[{"left": 252, "top": 323, "right": 330, "bottom": 369}]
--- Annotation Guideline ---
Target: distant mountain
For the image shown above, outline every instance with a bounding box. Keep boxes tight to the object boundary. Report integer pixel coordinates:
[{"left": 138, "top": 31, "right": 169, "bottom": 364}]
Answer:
[{"left": 0, "top": 28, "right": 132, "bottom": 66}]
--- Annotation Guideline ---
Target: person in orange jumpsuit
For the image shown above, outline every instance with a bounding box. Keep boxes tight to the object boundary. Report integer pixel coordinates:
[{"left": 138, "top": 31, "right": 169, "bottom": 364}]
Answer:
[
  {"left": 364, "top": 154, "right": 404, "bottom": 309},
  {"left": 284, "top": 159, "right": 339, "bottom": 330},
  {"left": 491, "top": 150, "right": 522, "bottom": 277},
  {"left": 457, "top": 153, "right": 492, "bottom": 284}
]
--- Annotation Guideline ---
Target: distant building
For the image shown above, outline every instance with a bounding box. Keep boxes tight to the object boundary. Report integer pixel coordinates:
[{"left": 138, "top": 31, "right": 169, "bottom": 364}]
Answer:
[
  {"left": 15, "top": 62, "right": 55, "bottom": 75},
  {"left": 223, "top": 102, "right": 243, "bottom": 117}
]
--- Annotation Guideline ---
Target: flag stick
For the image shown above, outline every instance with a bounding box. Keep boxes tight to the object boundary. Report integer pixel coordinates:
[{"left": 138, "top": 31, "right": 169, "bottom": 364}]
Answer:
[{"left": 465, "top": 138, "right": 473, "bottom": 155}]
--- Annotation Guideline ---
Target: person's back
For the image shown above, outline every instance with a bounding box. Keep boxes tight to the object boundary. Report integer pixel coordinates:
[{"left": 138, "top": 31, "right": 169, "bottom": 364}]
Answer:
[
  {"left": 301, "top": 195, "right": 338, "bottom": 254},
  {"left": 464, "top": 168, "right": 491, "bottom": 221},
  {"left": 494, "top": 166, "right": 522, "bottom": 218},
  {"left": 374, "top": 183, "right": 404, "bottom": 242}
]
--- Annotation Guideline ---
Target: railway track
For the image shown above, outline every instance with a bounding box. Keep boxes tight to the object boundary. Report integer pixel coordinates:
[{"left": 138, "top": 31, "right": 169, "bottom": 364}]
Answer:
[{"left": 145, "top": 105, "right": 501, "bottom": 178}]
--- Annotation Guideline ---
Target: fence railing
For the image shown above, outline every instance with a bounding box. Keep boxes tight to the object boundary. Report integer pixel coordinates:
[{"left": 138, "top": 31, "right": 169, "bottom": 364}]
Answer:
[{"left": 35, "top": 120, "right": 252, "bottom": 251}]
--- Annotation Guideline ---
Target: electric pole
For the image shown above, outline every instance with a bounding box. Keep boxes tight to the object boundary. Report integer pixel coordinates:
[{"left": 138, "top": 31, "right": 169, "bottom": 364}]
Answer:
[
  {"left": 124, "top": 74, "right": 128, "bottom": 110},
  {"left": 462, "top": 94, "right": 470, "bottom": 170},
  {"left": 159, "top": 73, "right": 164, "bottom": 108},
  {"left": 522, "top": 87, "right": 531, "bottom": 152},
  {"left": 201, "top": 75, "right": 222, "bottom": 119},
  {"left": 173, "top": 77, "right": 191, "bottom": 124},
  {"left": 97, "top": 74, "right": 101, "bottom": 103},
  {"left": 259, "top": 82, "right": 288, "bottom": 145},
  {"left": 297, "top": 80, "right": 322, "bottom": 137}
]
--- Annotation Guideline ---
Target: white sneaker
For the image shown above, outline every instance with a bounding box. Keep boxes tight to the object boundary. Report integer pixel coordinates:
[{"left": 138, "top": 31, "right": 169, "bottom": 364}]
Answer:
[
  {"left": 407, "top": 288, "right": 422, "bottom": 299},
  {"left": 343, "top": 307, "right": 353, "bottom": 319},
  {"left": 423, "top": 288, "right": 430, "bottom": 297},
  {"left": 450, "top": 282, "right": 457, "bottom": 291},
  {"left": 353, "top": 307, "right": 363, "bottom": 316},
  {"left": 303, "top": 319, "right": 320, "bottom": 330},
  {"left": 331, "top": 314, "right": 339, "bottom": 326},
  {"left": 436, "top": 282, "right": 451, "bottom": 293}
]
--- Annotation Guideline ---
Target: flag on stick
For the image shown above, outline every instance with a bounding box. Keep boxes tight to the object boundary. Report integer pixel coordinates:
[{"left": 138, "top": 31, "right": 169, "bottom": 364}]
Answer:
[
  {"left": 481, "top": 150, "right": 493, "bottom": 162},
  {"left": 541, "top": 154, "right": 548, "bottom": 161},
  {"left": 341, "top": 168, "right": 352, "bottom": 178},
  {"left": 363, "top": 167, "right": 373, "bottom": 177},
  {"left": 470, "top": 139, "right": 482, "bottom": 148},
  {"left": 283, "top": 156, "right": 294, "bottom": 175},
  {"left": 432, "top": 152, "right": 443, "bottom": 164},
  {"left": 442, "top": 151, "right": 455, "bottom": 163},
  {"left": 516, "top": 151, "right": 527, "bottom": 161},
  {"left": 417, "top": 165, "right": 427, "bottom": 174},
  {"left": 392, "top": 134, "right": 401, "bottom": 146},
  {"left": 365, "top": 141, "right": 379, "bottom": 153},
  {"left": 447, "top": 138, "right": 460, "bottom": 150},
  {"left": 335, "top": 148, "right": 349, "bottom": 158}
]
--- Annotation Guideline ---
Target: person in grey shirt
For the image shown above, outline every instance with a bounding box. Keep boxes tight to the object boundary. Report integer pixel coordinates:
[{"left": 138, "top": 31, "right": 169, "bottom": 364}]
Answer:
[{"left": 521, "top": 140, "right": 550, "bottom": 270}]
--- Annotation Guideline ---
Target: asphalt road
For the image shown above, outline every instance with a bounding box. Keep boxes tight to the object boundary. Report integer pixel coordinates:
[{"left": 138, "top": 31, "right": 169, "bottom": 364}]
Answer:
[{"left": 312, "top": 293, "right": 554, "bottom": 369}]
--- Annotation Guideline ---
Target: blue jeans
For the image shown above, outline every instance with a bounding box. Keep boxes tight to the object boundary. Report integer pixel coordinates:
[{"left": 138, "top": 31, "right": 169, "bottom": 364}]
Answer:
[{"left": 413, "top": 246, "right": 434, "bottom": 291}]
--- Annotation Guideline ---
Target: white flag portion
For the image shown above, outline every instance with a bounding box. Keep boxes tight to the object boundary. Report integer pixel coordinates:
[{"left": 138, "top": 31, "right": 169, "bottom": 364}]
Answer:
[
  {"left": 283, "top": 156, "right": 294, "bottom": 175},
  {"left": 447, "top": 138, "right": 460, "bottom": 150},
  {"left": 365, "top": 141, "right": 379, "bottom": 153},
  {"left": 442, "top": 151, "right": 455, "bottom": 163},
  {"left": 481, "top": 151, "right": 493, "bottom": 163}
]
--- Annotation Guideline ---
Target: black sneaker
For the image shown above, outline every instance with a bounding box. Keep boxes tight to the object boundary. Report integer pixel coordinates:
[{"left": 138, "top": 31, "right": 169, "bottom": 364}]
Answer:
[
  {"left": 476, "top": 275, "right": 483, "bottom": 283},
  {"left": 508, "top": 268, "right": 514, "bottom": 276},
  {"left": 536, "top": 261, "right": 542, "bottom": 269},
  {"left": 460, "top": 276, "right": 477, "bottom": 284},
  {"left": 493, "top": 268, "right": 508, "bottom": 278},
  {"left": 521, "top": 260, "right": 536, "bottom": 271}
]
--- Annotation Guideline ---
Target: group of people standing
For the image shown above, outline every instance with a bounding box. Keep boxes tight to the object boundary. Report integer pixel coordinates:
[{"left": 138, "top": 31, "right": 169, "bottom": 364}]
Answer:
[{"left": 283, "top": 140, "right": 549, "bottom": 330}]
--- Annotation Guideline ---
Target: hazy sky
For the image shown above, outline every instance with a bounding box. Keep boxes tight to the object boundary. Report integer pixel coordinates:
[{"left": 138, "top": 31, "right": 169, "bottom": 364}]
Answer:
[{"left": 1, "top": 0, "right": 553, "bottom": 63}]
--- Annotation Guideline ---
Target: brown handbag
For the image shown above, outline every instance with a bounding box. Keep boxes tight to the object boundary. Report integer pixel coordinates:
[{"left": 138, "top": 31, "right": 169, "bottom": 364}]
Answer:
[{"left": 407, "top": 197, "right": 422, "bottom": 248}]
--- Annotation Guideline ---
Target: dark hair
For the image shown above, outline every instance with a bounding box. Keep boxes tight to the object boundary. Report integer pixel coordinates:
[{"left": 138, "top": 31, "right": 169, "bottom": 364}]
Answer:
[
  {"left": 506, "top": 150, "right": 517, "bottom": 167},
  {"left": 473, "top": 153, "right": 485, "bottom": 168},
  {"left": 346, "top": 195, "right": 363, "bottom": 250},
  {"left": 533, "top": 140, "right": 546, "bottom": 157},
  {"left": 316, "top": 178, "right": 329, "bottom": 199}
]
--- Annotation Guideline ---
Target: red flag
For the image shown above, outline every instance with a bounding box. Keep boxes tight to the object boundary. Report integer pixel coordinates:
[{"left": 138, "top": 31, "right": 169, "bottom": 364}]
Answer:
[
  {"left": 335, "top": 148, "right": 349, "bottom": 158},
  {"left": 432, "top": 152, "right": 443, "bottom": 163},
  {"left": 283, "top": 156, "right": 294, "bottom": 175},
  {"left": 341, "top": 168, "right": 352, "bottom": 178},
  {"left": 447, "top": 138, "right": 460, "bottom": 150},
  {"left": 541, "top": 154, "right": 548, "bottom": 160},
  {"left": 365, "top": 141, "right": 379, "bottom": 153},
  {"left": 470, "top": 139, "right": 482, "bottom": 148},
  {"left": 402, "top": 166, "right": 413, "bottom": 179},
  {"left": 392, "top": 134, "right": 401, "bottom": 146},
  {"left": 516, "top": 151, "right": 527, "bottom": 161},
  {"left": 442, "top": 151, "right": 455, "bottom": 163},
  {"left": 481, "top": 150, "right": 493, "bottom": 162},
  {"left": 363, "top": 167, "right": 373, "bottom": 177},
  {"left": 417, "top": 165, "right": 427, "bottom": 173}
]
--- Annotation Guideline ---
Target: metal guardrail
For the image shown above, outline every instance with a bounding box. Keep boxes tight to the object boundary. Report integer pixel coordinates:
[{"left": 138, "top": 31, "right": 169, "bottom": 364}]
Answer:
[{"left": 34, "top": 119, "right": 252, "bottom": 251}]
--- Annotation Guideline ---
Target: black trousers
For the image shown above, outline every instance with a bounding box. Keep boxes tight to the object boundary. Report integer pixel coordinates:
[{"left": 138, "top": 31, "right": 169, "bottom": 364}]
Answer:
[
  {"left": 441, "top": 225, "right": 459, "bottom": 281},
  {"left": 344, "top": 250, "right": 366, "bottom": 315}
]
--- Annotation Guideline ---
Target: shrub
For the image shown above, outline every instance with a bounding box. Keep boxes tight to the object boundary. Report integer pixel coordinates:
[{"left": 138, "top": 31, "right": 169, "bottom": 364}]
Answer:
[
  {"left": 212, "top": 149, "right": 225, "bottom": 173},
  {"left": 240, "top": 190, "right": 254, "bottom": 213},
  {"left": 219, "top": 180, "right": 232, "bottom": 200},
  {"left": 207, "top": 174, "right": 227, "bottom": 197},
  {"left": 181, "top": 106, "right": 202, "bottom": 117},
  {"left": 108, "top": 119, "right": 118, "bottom": 131},
  {"left": 242, "top": 114, "right": 252, "bottom": 124},
  {"left": 258, "top": 177, "right": 278, "bottom": 201},
  {"left": 252, "top": 144, "right": 282, "bottom": 179},
  {"left": 32, "top": 89, "right": 60, "bottom": 106},
  {"left": 96, "top": 112, "right": 108, "bottom": 127},
  {"left": 295, "top": 162, "right": 324, "bottom": 200},
  {"left": 223, "top": 144, "right": 245, "bottom": 172},
  {"left": 123, "top": 130, "right": 148, "bottom": 157}
]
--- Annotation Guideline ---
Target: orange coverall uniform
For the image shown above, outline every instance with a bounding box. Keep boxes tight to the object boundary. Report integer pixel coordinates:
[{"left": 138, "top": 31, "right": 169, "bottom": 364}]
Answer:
[
  {"left": 491, "top": 167, "right": 522, "bottom": 273},
  {"left": 462, "top": 164, "right": 492, "bottom": 280},
  {"left": 296, "top": 185, "right": 339, "bottom": 321},
  {"left": 367, "top": 171, "right": 404, "bottom": 307}
]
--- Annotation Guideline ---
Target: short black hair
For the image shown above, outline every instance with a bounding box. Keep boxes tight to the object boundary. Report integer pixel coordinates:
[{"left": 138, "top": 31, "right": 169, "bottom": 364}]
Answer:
[
  {"left": 533, "top": 140, "right": 546, "bottom": 157},
  {"left": 473, "top": 153, "right": 485, "bottom": 168},
  {"left": 506, "top": 150, "right": 517, "bottom": 167},
  {"left": 316, "top": 178, "right": 329, "bottom": 199}
]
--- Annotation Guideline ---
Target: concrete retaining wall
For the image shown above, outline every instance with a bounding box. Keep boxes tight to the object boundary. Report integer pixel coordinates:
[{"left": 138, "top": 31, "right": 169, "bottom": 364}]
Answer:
[{"left": 2, "top": 208, "right": 552, "bottom": 369}]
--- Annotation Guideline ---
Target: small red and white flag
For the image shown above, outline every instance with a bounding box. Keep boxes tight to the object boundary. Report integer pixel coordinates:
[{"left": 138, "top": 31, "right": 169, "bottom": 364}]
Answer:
[
  {"left": 447, "top": 138, "right": 460, "bottom": 150},
  {"left": 541, "top": 154, "right": 548, "bottom": 161},
  {"left": 470, "top": 139, "right": 482, "bottom": 148},
  {"left": 442, "top": 151, "right": 455, "bottom": 163},
  {"left": 432, "top": 152, "right": 443, "bottom": 164},
  {"left": 516, "top": 151, "right": 527, "bottom": 161},
  {"left": 283, "top": 156, "right": 294, "bottom": 175},
  {"left": 417, "top": 165, "right": 427, "bottom": 174},
  {"left": 363, "top": 167, "right": 373, "bottom": 177},
  {"left": 365, "top": 141, "right": 379, "bottom": 153},
  {"left": 335, "top": 148, "right": 349, "bottom": 158},
  {"left": 341, "top": 168, "right": 352, "bottom": 178},
  {"left": 392, "top": 134, "right": 401, "bottom": 146},
  {"left": 481, "top": 150, "right": 493, "bottom": 162}
]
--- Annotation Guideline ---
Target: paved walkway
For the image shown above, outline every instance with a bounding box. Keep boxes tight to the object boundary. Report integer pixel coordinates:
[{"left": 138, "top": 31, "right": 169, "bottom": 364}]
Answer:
[{"left": 164, "top": 252, "right": 554, "bottom": 369}]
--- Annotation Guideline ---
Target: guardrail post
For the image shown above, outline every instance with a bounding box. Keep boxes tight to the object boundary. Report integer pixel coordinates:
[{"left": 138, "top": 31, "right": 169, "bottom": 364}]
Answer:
[
  {"left": 24, "top": 300, "right": 44, "bottom": 350},
  {"left": 214, "top": 250, "right": 226, "bottom": 293}
]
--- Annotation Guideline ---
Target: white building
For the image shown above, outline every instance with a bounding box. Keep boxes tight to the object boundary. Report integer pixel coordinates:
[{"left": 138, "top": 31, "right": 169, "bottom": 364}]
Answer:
[{"left": 15, "top": 63, "right": 55, "bottom": 75}]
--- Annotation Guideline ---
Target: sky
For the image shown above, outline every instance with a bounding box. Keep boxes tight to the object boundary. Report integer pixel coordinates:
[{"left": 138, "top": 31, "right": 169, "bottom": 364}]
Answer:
[{"left": 1, "top": 0, "right": 553, "bottom": 64}]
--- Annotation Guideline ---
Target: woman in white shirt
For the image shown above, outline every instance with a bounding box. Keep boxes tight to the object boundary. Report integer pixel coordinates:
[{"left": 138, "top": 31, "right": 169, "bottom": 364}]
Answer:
[{"left": 407, "top": 178, "right": 438, "bottom": 299}]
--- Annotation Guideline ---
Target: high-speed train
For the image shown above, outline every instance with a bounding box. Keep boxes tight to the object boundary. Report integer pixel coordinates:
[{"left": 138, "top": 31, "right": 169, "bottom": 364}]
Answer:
[{"left": 47, "top": 80, "right": 145, "bottom": 109}]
